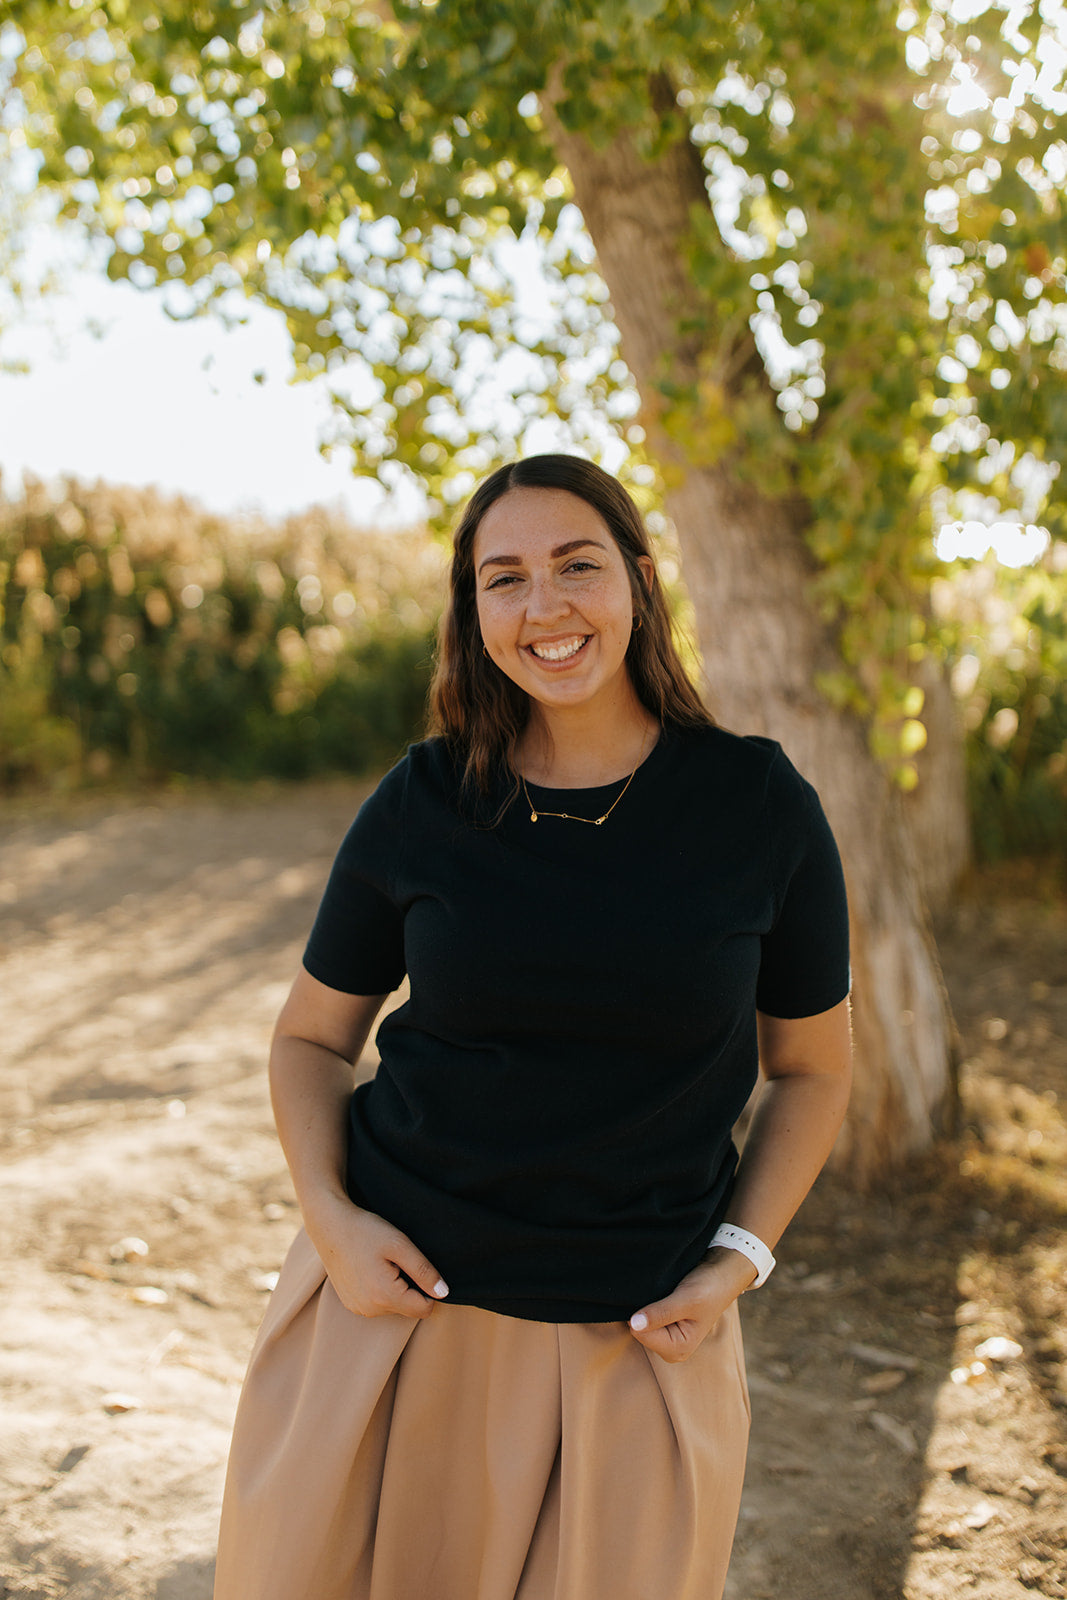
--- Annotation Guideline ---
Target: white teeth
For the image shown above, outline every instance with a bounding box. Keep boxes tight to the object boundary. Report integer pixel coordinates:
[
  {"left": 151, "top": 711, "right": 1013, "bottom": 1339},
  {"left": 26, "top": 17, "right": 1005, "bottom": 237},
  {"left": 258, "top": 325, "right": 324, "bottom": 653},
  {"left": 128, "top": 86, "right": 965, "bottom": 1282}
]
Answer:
[{"left": 530, "top": 637, "right": 587, "bottom": 662}]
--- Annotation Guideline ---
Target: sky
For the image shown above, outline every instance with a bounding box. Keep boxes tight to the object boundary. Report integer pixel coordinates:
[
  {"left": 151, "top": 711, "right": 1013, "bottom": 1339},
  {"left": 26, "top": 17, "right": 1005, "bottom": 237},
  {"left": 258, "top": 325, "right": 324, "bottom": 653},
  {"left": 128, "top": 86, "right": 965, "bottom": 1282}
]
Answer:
[{"left": 0, "top": 261, "right": 425, "bottom": 526}]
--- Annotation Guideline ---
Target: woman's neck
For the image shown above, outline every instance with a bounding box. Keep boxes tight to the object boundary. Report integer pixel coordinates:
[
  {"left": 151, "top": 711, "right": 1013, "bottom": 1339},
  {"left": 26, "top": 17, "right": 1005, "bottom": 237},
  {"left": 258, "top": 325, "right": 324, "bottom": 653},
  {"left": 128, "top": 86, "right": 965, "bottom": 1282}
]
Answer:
[{"left": 518, "top": 698, "right": 659, "bottom": 788}]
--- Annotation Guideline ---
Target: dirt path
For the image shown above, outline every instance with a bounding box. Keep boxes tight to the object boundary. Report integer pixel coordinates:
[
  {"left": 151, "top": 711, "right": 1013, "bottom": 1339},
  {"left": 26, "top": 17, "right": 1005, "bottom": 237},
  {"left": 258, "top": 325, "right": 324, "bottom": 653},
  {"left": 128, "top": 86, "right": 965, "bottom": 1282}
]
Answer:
[{"left": 0, "top": 785, "right": 1064, "bottom": 1599}]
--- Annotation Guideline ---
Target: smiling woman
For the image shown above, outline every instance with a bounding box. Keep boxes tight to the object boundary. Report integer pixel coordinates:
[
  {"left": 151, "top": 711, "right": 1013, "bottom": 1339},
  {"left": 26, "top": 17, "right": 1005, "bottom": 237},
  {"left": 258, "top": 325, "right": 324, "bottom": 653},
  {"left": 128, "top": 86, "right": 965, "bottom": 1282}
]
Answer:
[
  {"left": 212, "top": 454, "right": 853, "bottom": 1600},
  {"left": 433, "top": 452, "right": 712, "bottom": 800},
  {"left": 474, "top": 487, "right": 655, "bottom": 774}
]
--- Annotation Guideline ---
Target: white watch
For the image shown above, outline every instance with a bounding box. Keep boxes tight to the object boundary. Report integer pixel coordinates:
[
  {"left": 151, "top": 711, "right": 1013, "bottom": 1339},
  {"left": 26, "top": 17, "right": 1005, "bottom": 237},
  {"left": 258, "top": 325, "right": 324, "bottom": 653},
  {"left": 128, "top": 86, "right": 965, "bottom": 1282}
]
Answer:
[{"left": 709, "top": 1223, "right": 776, "bottom": 1288}]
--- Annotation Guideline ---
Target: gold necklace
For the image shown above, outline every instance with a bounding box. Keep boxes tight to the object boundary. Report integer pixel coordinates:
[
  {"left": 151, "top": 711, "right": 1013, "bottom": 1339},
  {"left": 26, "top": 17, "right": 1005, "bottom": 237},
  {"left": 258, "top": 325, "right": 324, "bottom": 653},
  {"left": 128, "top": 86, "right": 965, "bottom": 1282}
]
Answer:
[{"left": 520, "top": 730, "right": 654, "bottom": 826}]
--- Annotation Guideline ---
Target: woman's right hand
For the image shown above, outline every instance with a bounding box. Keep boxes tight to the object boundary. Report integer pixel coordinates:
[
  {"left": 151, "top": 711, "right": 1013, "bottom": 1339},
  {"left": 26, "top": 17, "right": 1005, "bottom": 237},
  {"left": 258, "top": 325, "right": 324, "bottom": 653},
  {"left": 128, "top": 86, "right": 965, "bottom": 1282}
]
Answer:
[{"left": 303, "top": 1191, "right": 449, "bottom": 1320}]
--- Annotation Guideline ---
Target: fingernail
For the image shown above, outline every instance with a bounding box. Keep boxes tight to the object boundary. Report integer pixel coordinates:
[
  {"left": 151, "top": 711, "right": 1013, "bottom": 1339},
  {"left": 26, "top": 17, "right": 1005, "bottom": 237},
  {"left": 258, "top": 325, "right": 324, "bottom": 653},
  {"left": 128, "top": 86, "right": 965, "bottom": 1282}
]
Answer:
[
  {"left": 630, "top": 1312, "right": 648, "bottom": 1331},
  {"left": 433, "top": 1279, "right": 449, "bottom": 1298}
]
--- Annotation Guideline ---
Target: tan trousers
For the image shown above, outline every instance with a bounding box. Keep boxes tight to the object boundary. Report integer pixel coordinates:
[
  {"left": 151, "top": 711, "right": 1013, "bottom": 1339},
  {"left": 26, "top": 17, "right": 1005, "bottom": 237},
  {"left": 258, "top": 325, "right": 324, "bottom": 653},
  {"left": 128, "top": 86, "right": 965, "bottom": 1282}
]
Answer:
[{"left": 214, "top": 1228, "right": 750, "bottom": 1600}]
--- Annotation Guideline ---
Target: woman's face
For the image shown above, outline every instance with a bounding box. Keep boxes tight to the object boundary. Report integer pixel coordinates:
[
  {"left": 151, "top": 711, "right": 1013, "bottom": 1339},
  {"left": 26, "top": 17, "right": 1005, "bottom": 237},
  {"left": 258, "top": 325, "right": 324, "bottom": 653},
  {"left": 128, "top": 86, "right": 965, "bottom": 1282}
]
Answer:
[{"left": 472, "top": 487, "right": 653, "bottom": 720}]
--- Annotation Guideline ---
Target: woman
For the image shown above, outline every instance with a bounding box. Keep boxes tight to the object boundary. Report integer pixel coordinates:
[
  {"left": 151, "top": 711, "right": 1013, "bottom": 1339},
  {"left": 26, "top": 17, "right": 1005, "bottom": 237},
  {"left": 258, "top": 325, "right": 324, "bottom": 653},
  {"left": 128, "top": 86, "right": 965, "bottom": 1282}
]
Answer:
[{"left": 213, "top": 454, "right": 852, "bottom": 1600}]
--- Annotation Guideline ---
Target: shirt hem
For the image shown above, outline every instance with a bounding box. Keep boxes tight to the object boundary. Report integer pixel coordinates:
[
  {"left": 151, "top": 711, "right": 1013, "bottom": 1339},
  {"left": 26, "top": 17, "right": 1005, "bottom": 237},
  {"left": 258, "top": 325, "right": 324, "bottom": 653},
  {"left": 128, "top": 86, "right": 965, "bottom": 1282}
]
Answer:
[{"left": 442, "top": 1291, "right": 637, "bottom": 1323}]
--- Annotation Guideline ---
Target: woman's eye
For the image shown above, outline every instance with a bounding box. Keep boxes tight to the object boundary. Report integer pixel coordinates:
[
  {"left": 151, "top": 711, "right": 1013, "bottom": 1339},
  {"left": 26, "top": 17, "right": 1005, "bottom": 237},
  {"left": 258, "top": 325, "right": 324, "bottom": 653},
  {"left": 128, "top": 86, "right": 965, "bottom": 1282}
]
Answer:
[{"left": 483, "top": 561, "right": 599, "bottom": 590}]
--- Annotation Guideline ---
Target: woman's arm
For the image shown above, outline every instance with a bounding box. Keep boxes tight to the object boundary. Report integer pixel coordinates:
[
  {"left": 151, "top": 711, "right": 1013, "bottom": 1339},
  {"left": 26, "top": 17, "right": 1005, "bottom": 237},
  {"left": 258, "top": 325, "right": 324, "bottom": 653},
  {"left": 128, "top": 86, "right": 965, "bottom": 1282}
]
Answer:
[
  {"left": 628, "top": 995, "right": 852, "bottom": 1362},
  {"left": 270, "top": 967, "right": 450, "bottom": 1319}
]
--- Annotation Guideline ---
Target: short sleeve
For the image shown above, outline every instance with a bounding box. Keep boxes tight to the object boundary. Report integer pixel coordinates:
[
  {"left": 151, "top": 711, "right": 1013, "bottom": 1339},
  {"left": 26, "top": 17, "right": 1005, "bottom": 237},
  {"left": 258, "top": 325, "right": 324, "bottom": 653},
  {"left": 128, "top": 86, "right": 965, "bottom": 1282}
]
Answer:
[
  {"left": 755, "top": 748, "right": 851, "bottom": 1019},
  {"left": 302, "top": 758, "right": 409, "bottom": 995}
]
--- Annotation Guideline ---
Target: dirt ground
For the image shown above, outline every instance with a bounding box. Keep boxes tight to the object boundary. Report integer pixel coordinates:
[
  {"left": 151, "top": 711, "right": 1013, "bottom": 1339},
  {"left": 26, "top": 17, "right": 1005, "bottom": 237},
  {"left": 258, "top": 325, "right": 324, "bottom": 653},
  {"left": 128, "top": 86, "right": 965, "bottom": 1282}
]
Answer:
[{"left": 0, "top": 781, "right": 1064, "bottom": 1600}]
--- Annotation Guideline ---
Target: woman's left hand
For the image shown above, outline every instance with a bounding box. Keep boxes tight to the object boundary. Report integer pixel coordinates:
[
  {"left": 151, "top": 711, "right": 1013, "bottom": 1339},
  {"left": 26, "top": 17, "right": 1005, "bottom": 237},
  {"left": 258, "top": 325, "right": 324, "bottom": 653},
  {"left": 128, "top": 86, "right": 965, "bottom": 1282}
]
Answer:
[{"left": 627, "top": 1247, "right": 757, "bottom": 1363}]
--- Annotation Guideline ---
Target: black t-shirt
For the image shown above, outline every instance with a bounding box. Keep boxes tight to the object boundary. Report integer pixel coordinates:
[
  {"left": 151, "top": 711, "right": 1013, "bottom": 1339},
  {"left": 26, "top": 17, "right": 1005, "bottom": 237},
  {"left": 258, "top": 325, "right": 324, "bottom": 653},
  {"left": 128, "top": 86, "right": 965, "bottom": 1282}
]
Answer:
[{"left": 303, "top": 723, "right": 850, "bottom": 1322}]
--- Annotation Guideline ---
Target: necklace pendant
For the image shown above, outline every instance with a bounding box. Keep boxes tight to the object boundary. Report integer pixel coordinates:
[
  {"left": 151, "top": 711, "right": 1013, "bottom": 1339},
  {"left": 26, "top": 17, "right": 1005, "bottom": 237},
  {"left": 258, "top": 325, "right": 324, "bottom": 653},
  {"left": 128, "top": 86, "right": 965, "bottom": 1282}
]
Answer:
[{"left": 530, "top": 810, "right": 538, "bottom": 823}]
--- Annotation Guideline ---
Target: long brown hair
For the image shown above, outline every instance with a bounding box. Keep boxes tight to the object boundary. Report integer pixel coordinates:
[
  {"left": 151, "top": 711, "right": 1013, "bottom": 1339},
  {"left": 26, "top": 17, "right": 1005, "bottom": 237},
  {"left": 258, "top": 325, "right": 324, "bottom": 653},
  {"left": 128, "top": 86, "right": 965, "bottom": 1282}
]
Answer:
[{"left": 429, "top": 454, "right": 714, "bottom": 795}]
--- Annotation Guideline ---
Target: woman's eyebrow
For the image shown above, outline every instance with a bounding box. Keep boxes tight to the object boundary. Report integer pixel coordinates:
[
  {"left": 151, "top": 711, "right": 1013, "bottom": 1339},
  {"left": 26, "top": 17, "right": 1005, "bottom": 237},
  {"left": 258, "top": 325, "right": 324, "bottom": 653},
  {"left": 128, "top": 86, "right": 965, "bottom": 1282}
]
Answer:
[{"left": 477, "top": 539, "right": 607, "bottom": 574}]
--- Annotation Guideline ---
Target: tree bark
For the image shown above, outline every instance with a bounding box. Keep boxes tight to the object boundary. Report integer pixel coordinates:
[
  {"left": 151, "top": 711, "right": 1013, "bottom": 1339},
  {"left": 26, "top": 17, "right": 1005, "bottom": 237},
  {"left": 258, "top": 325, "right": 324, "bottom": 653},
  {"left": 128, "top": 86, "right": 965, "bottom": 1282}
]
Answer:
[
  {"left": 545, "top": 85, "right": 959, "bottom": 1181},
  {"left": 904, "top": 654, "right": 972, "bottom": 916}
]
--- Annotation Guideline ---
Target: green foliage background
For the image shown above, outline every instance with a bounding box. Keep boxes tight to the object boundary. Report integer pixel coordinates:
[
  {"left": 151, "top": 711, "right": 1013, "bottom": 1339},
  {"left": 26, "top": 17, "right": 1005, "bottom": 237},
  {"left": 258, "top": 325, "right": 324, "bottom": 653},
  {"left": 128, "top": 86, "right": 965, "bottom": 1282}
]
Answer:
[
  {"left": 1, "top": 0, "right": 1066, "bottom": 852},
  {"left": 0, "top": 478, "right": 443, "bottom": 787},
  {"left": 6, "top": 0, "right": 1067, "bottom": 782},
  {"left": 0, "top": 474, "right": 1062, "bottom": 860},
  {"left": 935, "top": 549, "right": 1067, "bottom": 862}
]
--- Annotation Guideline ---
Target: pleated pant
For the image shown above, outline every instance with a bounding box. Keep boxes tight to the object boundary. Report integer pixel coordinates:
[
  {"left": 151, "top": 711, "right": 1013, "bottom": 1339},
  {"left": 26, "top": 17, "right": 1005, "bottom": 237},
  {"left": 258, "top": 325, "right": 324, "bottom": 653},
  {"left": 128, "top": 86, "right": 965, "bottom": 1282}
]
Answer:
[{"left": 213, "top": 1228, "right": 751, "bottom": 1600}]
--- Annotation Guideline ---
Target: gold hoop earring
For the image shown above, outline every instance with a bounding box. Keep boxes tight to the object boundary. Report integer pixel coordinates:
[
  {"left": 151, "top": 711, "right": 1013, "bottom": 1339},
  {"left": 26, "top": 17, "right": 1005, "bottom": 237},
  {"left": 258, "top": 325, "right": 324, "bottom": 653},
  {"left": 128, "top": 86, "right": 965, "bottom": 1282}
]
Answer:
[
  {"left": 482, "top": 644, "right": 490, "bottom": 657},
  {"left": 631, "top": 615, "right": 642, "bottom": 631}
]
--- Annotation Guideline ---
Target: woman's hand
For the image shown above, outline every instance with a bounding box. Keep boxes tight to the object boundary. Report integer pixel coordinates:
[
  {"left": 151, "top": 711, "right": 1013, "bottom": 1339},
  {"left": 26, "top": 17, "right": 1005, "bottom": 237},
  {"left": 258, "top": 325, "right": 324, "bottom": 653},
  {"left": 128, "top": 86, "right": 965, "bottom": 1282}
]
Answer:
[
  {"left": 304, "top": 1190, "right": 449, "bottom": 1320},
  {"left": 267, "top": 974, "right": 449, "bottom": 1321},
  {"left": 627, "top": 1247, "right": 756, "bottom": 1363}
]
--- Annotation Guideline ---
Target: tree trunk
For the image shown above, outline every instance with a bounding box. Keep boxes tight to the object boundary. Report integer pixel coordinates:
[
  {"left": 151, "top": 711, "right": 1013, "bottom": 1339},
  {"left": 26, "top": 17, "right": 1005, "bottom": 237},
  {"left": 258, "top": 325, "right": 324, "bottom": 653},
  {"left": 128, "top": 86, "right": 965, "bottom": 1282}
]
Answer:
[
  {"left": 904, "top": 654, "right": 972, "bottom": 916},
  {"left": 545, "top": 84, "right": 959, "bottom": 1181}
]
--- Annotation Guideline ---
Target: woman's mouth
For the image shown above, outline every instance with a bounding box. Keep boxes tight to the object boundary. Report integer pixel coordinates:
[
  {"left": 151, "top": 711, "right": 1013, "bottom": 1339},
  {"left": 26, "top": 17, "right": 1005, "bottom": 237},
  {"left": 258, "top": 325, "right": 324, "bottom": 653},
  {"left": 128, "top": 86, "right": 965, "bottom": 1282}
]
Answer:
[{"left": 526, "top": 635, "right": 590, "bottom": 664}]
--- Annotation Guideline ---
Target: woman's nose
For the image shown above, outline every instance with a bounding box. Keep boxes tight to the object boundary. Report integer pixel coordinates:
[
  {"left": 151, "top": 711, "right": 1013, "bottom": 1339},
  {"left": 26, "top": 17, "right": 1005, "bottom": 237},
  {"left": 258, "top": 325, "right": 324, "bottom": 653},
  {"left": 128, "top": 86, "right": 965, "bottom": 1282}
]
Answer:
[{"left": 525, "top": 574, "right": 569, "bottom": 621}]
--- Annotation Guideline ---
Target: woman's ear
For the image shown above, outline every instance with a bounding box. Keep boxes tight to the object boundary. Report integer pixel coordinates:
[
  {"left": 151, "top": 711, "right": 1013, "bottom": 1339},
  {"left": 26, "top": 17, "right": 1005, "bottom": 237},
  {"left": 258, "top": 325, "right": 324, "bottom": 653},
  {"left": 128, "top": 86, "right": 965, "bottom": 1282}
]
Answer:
[{"left": 636, "top": 555, "right": 655, "bottom": 594}]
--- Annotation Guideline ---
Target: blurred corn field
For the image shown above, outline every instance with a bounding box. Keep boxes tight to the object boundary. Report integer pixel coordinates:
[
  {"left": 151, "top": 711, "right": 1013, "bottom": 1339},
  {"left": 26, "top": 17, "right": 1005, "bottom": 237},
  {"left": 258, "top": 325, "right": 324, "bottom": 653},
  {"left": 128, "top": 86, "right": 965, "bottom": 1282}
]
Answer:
[
  {"left": 932, "top": 549, "right": 1067, "bottom": 865},
  {"left": 1, "top": 474, "right": 1064, "bottom": 863},
  {"left": 0, "top": 476, "right": 447, "bottom": 788}
]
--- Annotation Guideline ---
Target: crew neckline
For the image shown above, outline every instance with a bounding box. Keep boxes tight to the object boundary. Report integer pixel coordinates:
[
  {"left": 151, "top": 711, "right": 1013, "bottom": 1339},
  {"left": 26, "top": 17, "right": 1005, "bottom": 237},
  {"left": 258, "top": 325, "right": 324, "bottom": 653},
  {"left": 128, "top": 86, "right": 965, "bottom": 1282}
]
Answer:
[{"left": 522, "top": 725, "right": 667, "bottom": 796}]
